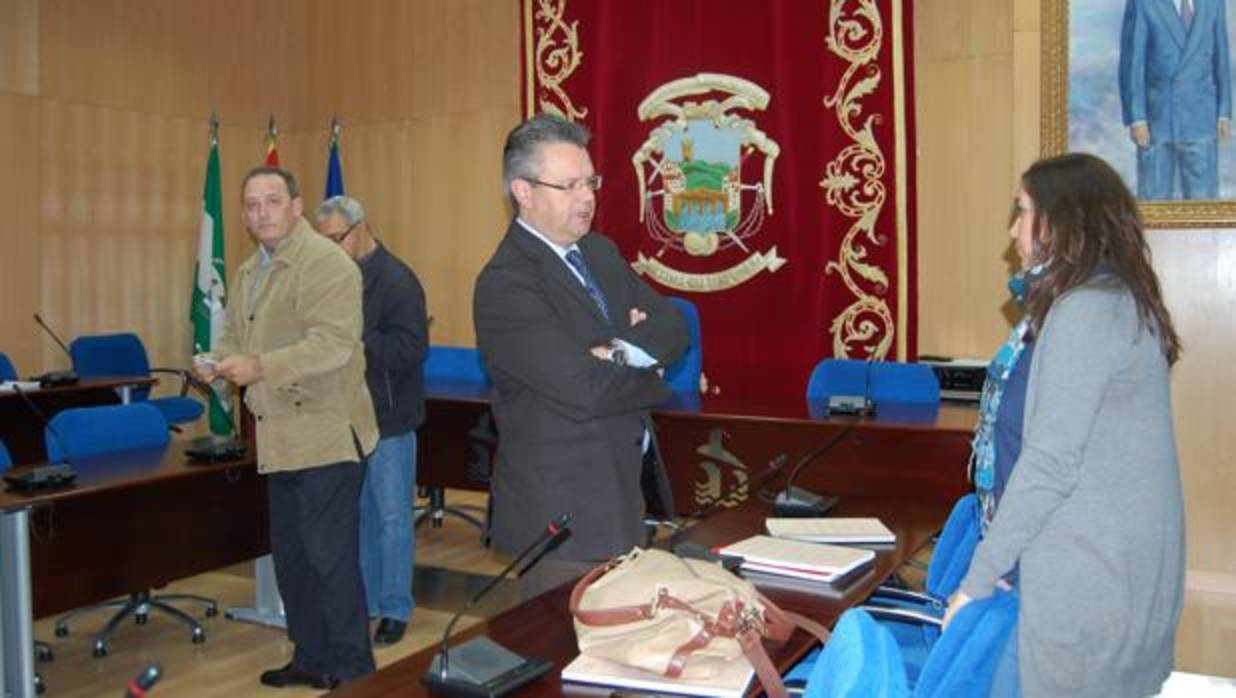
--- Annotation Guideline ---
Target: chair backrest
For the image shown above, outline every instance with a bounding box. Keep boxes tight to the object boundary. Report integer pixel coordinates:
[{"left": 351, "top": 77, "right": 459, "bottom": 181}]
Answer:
[
  {"left": 912, "top": 590, "right": 1019, "bottom": 697},
  {"left": 925, "top": 494, "right": 981, "bottom": 599},
  {"left": 806, "top": 359, "right": 940, "bottom": 405},
  {"left": 69, "top": 333, "right": 154, "bottom": 401},
  {"left": 424, "top": 345, "right": 491, "bottom": 385},
  {"left": 46, "top": 402, "right": 169, "bottom": 462},
  {"left": 800, "top": 591, "right": 1019, "bottom": 698},
  {"left": 802, "top": 607, "right": 910, "bottom": 697},
  {"left": 0, "top": 351, "right": 16, "bottom": 381},
  {"left": 662, "top": 297, "right": 702, "bottom": 395},
  {"left": 0, "top": 437, "right": 11, "bottom": 469}
]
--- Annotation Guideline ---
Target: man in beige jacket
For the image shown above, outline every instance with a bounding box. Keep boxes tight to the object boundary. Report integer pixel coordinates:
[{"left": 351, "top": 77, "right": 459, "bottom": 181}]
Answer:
[{"left": 195, "top": 166, "right": 378, "bottom": 689}]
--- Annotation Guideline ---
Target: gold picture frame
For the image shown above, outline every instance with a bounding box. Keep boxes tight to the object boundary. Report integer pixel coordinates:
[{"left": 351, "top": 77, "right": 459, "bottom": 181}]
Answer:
[{"left": 1042, "top": 0, "right": 1236, "bottom": 228}]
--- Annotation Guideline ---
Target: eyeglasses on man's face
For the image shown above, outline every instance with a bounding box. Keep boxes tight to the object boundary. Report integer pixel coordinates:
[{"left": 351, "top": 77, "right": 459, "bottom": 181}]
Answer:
[
  {"left": 524, "top": 175, "right": 603, "bottom": 193},
  {"left": 324, "top": 222, "right": 358, "bottom": 244}
]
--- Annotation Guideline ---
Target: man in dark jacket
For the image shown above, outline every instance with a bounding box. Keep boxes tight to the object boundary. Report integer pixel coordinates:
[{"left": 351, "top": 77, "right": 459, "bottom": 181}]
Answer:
[{"left": 316, "top": 195, "right": 428, "bottom": 645}]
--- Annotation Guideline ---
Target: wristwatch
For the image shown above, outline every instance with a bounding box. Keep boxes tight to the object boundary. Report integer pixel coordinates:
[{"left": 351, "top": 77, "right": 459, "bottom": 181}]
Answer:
[{"left": 609, "top": 340, "right": 628, "bottom": 366}]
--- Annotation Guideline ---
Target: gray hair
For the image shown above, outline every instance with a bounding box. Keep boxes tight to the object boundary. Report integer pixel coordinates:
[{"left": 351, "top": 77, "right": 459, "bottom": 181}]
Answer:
[
  {"left": 502, "top": 113, "right": 591, "bottom": 210},
  {"left": 315, "top": 195, "right": 366, "bottom": 225}
]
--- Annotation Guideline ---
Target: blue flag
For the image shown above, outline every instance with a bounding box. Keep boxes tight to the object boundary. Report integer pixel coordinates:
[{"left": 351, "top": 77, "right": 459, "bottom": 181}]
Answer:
[{"left": 325, "top": 119, "right": 344, "bottom": 198}]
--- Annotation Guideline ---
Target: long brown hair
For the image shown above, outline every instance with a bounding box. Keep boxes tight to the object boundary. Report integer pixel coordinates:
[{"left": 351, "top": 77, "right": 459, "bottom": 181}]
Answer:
[{"left": 1021, "top": 153, "right": 1181, "bottom": 365}]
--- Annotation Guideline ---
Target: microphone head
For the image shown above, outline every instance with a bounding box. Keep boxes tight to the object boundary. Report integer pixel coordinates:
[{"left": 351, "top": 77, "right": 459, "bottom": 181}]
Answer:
[
  {"left": 548, "top": 511, "right": 571, "bottom": 538},
  {"left": 136, "top": 662, "right": 163, "bottom": 689},
  {"left": 548, "top": 512, "right": 572, "bottom": 536}
]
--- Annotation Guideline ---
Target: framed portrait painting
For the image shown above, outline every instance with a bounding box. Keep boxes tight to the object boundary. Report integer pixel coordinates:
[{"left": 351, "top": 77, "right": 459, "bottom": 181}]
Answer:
[{"left": 1043, "top": 0, "right": 1236, "bottom": 227}]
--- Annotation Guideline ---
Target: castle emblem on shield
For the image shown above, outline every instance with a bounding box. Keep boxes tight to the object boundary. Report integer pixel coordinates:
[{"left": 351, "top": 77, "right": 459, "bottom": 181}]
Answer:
[{"left": 632, "top": 73, "right": 785, "bottom": 292}]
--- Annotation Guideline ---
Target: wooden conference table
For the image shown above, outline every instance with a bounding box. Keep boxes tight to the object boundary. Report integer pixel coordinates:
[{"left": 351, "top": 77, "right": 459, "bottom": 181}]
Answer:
[
  {"left": 330, "top": 492, "right": 955, "bottom": 697},
  {"left": 418, "top": 379, "right": 976, "bottom": 515},
  {"left": 337, "top": 382, "right": 976, "bottom": 696},
  {"left": 0, "top": 446, "right": 265, "bottom": 698},
  {"left": 0, "top": 377, "right": 156, "bottom": 466}
]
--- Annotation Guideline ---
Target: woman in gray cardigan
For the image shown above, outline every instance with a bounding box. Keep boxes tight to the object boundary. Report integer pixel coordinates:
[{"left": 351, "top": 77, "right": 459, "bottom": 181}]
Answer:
[{"left": 946, "top": 153, "right": 1185, "bottom": 697}]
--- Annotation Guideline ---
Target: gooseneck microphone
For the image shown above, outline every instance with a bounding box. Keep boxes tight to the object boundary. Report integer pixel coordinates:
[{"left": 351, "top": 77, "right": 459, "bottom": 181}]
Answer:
[
  {"left": 124, "top": 662, "right": 162, "bottom": 697},
  {"left": 31, "top": 313, "right": 79, "bottom": 386},
  {"left": 33, "top": 313, "right": 73, "bottom": 359},
  {"left": 772, "top": 419, "right": 860, "bottom": 517},
  {"left": 423, "top": 513, "right": 570, "bottom": 696}
]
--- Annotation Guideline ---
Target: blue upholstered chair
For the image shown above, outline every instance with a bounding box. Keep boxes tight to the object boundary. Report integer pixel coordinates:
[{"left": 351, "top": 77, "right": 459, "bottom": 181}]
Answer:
[
  {"left": 424, "top": 345, "right": 491, "bottom": 385},
  {"left": 786, "top": 590, "right": 1019, "bottom": 697},
  {"left": 47, "top": 403, "right": 217, "bottom": 658},
  {"left": 862, "top": 494, "right": 983, "bottom": 682},
  {"left": 0, "top": 437, "right": 10, "bottom": 467},
  {"left": 806, "top": 359, "right": 940, "bottom": 405},
  {"left": 45, "top": 402, "right": 170, "bottom": 463},
  {"left": 68, "top": 333, "right": 205, "bottom": 427},
  {"left": 0, "top": 351, "right": 17, "bottom": 381},
  {"left": 663, "top": 297, "right": 702, "bottom": 395}
]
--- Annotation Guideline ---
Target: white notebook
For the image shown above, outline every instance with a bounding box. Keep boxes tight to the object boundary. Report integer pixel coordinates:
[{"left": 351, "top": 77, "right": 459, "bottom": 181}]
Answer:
[
  {"left": 562, "top": 653, "right": 754, "bottom": 698},
  {"left": 765, "top": 517, "right": 895, "bottom": 545},
  {"left": 717, "top": 535, "right": 875, "bottom": 582}
]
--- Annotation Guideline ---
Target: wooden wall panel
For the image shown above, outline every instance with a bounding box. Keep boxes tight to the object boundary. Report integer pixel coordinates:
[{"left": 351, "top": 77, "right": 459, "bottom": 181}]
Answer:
[
  {"left": 0, "top": 93, "right": 41, "bottom": 373},
  {"left": 39, "top": 101, "right": 201, "bottom": 372},
  {"left": 297, "top": 0, "right": 519, "bottom": 128},
  {"left": 914, "top": 1, "right": 1017, "bottom": 359},
  {"left": 1151, "top": 230, "right": 1236, "bottom": 577},
  {"left": 0, "top": 0, "right": 38, "bottom": 95},
  {"left": 287, "top": 107, "right": 518, "bottom": 348},
  {"left": 38, "top": 0, "right": 296, "bottom": 128}
]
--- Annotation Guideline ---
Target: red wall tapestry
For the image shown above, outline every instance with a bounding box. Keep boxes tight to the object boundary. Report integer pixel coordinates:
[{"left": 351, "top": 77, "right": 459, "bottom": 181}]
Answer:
[{"left": 520, "top": 0, "right": 917, "bottom": 399}]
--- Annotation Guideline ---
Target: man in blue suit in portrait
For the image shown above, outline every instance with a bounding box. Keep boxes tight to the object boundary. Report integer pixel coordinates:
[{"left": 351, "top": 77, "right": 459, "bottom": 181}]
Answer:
[{"left": 1120, "top": 0, "right": 1232, "bottom": 200}]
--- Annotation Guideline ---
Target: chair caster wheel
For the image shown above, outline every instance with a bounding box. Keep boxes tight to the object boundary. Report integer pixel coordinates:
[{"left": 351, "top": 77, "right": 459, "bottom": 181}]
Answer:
[
  {"left": 53, "top": 626, "right": 68, "bottom": 638},
  {"left": 192, "top": 628, "right": 206, "bottom": 644},
  {"left": 135, "top": 614, "right": 148, "bottom": 625},
  {"left": 92, "top": 644, "right": 107, "bottom": 658},
  {"left": 205, "top": 605, "right": 219, "bottom": 617},
  {"left": 36, "top": 646, "right": 53, "bottom": 662}
]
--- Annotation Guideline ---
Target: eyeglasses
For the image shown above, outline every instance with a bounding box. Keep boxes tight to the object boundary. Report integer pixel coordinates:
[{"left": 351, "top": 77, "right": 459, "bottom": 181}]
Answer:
[
  {"left": 324, "top": 222, "right": 358, "bottom": 244},
  {"left": 525, "top": 175, "right": 603, "bottom": 193}
]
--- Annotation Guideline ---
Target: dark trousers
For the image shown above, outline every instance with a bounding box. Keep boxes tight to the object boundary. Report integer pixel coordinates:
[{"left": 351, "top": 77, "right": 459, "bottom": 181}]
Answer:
[{"left": 268, "top": 459, "right": 375, "bottom": 680}]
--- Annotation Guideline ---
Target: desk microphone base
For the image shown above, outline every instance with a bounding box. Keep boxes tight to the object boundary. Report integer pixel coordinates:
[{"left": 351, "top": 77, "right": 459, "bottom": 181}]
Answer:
[
  {"left": 773, "top": 486, "right": 839, "bottom": 518},
  {"left": 422, "top": 637, "right": 552, "bottom": 697}
]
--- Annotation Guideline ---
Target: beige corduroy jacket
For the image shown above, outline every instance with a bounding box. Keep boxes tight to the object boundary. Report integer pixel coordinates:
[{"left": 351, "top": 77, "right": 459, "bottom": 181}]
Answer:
[{"left": 214, "top": 218, "right": 378, "bottom": 473}]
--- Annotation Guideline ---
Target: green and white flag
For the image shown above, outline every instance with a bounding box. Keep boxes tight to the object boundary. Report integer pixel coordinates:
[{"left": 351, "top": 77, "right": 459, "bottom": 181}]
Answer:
[{"left": 191, "top": 118, "right": 232, "bottom": 435}]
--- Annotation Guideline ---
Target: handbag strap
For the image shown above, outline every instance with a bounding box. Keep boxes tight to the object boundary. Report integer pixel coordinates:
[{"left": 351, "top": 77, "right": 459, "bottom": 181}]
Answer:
[{"left": 569, "top": 560, "right": 659, "bottom": 625}]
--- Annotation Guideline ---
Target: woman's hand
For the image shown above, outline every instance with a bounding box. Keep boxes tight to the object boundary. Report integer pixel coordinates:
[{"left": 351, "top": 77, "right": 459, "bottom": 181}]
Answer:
[{"left": 942, "top": 590, "right": 973, "bottom": 630}]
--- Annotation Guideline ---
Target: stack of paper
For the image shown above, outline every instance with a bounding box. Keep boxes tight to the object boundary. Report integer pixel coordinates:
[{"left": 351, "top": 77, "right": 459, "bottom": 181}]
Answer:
[
  {"left": 765, "top": 517, "right": 895, "bottom": 545},
  {"left": 717, "top": 535, "right": 875, "bottom": 583},
  {"left": 0, "top": 380, "right": 41, "bottom": 393},
  {"left": 562, "top": 653, "right": 755, "bottom": 698}
]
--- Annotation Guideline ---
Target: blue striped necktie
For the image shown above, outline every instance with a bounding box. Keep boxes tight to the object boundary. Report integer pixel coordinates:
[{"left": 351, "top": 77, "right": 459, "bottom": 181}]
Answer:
[
  {"left": 1181, "top": 0, "right": 1194, "bottom": 29},
  {"left": 565, "top": 249, "right": 610, "bottom": 322}
]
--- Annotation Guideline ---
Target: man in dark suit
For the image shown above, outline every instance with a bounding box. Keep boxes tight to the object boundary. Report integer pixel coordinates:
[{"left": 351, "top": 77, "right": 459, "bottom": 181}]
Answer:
[{"left": 474, "top": 114, "right": 688, "bottom": 598}]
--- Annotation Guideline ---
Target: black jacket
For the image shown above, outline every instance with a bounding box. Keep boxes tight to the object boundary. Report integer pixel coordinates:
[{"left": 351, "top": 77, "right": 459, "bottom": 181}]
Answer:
[{"left": 359, "top": 241, "right": 428, "bottom": 436}]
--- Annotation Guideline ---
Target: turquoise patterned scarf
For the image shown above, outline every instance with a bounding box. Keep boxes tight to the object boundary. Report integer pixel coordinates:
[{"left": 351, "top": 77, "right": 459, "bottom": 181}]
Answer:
[{"left": 970, "top": 264, "right": 1043, "bottom": 529}]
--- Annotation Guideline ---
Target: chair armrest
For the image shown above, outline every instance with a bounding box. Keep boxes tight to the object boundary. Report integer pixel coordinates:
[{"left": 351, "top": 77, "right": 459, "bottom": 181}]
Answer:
[
  {"left": 867, "top": 586, "right": 944, "bottom": 607},
  {"left": 859, "top": 604, "right": 944, "bottom": 628},
  {"left": 150, "top": 367, "right": 203, "bottom": 398}
]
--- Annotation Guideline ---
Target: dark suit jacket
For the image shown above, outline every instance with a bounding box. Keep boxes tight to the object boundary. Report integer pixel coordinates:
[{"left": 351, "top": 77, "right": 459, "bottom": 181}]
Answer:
[{"left": 474, "top": 220, "right": 688, "bottom": 561}]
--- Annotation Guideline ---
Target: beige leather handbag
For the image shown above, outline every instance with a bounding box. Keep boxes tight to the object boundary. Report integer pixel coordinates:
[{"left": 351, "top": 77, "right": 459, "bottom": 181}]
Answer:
[{"left": 569, "top": 547, "right": 829, "bottom": 698}]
